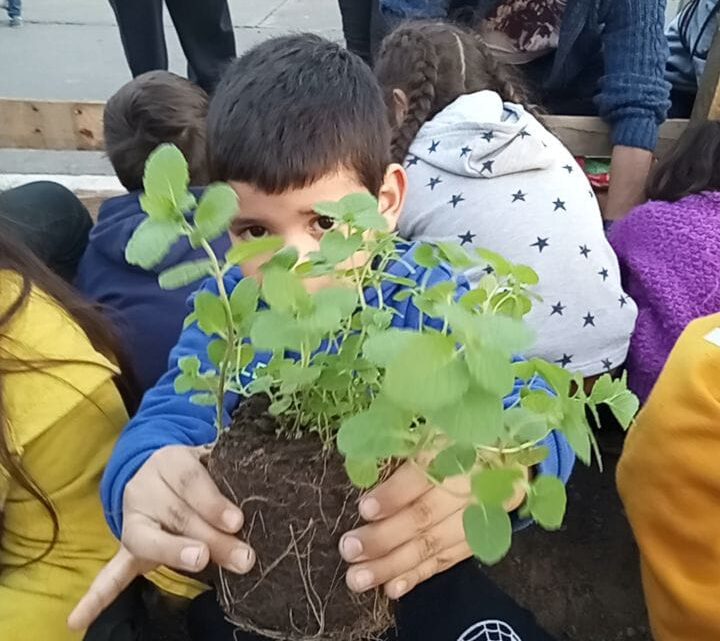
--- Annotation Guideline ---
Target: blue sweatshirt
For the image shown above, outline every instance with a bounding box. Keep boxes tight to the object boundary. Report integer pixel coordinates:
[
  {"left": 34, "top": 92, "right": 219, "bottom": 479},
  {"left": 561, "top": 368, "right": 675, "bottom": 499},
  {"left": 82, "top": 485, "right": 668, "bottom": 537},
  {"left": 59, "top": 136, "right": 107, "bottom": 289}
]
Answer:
[
  {"left": 100, "top": 244, "right": 575, "bottom": 537},
  {"left": 74, "top": 191, "right": 231, "bottom": 393},
  {"left": 380, "top": 0, "right": 670, "bottom": 151}
]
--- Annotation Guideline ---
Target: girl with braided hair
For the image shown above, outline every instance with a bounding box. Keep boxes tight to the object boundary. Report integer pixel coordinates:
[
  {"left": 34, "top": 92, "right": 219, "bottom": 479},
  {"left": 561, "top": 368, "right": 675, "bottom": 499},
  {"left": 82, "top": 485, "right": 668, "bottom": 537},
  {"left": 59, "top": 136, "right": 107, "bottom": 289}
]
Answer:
[{"left": 375, "top": 21, "right": 637, "bottom": 385}]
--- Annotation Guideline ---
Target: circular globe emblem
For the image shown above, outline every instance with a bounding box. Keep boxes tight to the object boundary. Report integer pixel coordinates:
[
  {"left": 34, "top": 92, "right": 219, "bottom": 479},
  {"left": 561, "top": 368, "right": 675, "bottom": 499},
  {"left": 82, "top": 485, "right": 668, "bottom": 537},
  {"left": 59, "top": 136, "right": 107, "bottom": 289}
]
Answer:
[{"left": 457, "top": 620, "right": 523, "bottom": 641}]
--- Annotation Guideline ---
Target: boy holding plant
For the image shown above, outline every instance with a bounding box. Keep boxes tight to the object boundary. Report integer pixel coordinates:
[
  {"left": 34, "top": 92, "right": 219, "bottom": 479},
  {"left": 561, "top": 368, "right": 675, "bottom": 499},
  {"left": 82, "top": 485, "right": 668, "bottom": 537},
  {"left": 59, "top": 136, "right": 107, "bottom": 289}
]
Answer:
[{"left": 70, "top": 34, "right": 585, "bottom": 641}]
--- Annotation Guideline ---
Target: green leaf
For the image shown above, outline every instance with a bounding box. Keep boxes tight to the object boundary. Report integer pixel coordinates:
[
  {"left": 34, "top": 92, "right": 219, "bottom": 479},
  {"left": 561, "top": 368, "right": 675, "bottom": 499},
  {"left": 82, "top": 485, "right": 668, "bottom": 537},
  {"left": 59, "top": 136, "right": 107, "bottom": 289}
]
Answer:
[
  {"left": 384, "top": 333, "right": 469, "bottom": 414},
  {"left": 512, "top": 264, "right": 539, "bottom": 286},
  {"left": 248, "top": 375, "right": 273, "bottom": 395},
  {"left": 194, "top": 291, "right": 228, "bottom": 336},
  {"left": 345, "top": 458, "right": 379, "bottom": 489},
  {"left": 476, "top": 314, "right": 535, "bottom": 355},
  {"left": 250, "top": 309, "right": 303, "bottom": 351},
  {"left": 504, "top": 407, "right": 551, "bottom": 443},
  {"left": 125, "top": 217, "right": 183, "bottom": 269},
  {"left": 262, "top": 268, "right": 310, "bottom": 313},
  {"left": 225, "top": 236, "right": 284, "bottom": 265},
  {"left": 319, "top": 231, "right": 363, "bottom": 265},
  {"left": 363, "top": 329, "right": 417, "bottom": 367},
  {"left": 141, "top": 144, "right": 195, "bottom": 218},
  {"left": 560, "top": 398, "right": 592, "bottom": 465},
  {"left": 476, "top": 248, "right": 511, "bottom": 277},
  {"left": 179, "top": 355, "right": 201, "bottom": 376},
  {"left": 414, "top": 244, "right": 441, "bottom": 269},
  {"left": 194, "top": 183, "right": 238, "bottom": 242},
  {"left": 312, "top": 287, "right": 358, "bottom": 322},
  {"left": 278, "top": 362, "right": 321, "bottom": 390},
  {"left": 269, "top": 395, "right": 293, "bottom": 416},
  {"left": 463, "top": 504, "right": 512, "bottom": 565},
  {"left": 465, "top": 347, "right": 516, "bottom": 397},
  {"left": 528, "top": 359, "right": 572, "bottom": 397},
  {"left": 428, "top": 386, "right": 504, "bottom": 445},
  {"left": 337, "top": 399, "right": 414, "bottom": 459},
  {"left": 606, "top": 389, "right": 640, "bottom": 430},
  {"left": 527, "top": 476, "right": 567, "bottom": 530},
  {"left": 471, "top": 468, "right": 523, "bottom": 507},
  {"left": 460, "top": 287, "right": 488, "bottom": 309},
  {"left": 189, "top": 392, "right": 216, "bottom": 406},
  {"left": 158, "top": 259, "right": 213, "bottom": 290},
  {"left": 437, "top": 242, "right": 475, "bottom": 269},
  {"left": 182, "top": 311, "right": 198, "bottom": 330},
  {"left": 515, "top": 445, "right": 550, "bottom": 467},
  {"left": 262, "top": 246, "right": 299, "bottom": 273},
  {"left": 229, "top": 278, "right": 260, "bottom": 322},
  {"left": 207, "top": 339, "right": 228, "bottom": 368},
  {"left": 428, "top": 444, "right": 477, "bottom": 481}
]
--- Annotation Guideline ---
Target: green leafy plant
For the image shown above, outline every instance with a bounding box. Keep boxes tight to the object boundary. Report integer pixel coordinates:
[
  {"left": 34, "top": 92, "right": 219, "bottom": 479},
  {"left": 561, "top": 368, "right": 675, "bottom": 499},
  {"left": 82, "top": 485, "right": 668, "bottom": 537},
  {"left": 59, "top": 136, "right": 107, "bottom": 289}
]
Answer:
[{"left": 128, "top": 144, "right": 639, "bottom": 565}]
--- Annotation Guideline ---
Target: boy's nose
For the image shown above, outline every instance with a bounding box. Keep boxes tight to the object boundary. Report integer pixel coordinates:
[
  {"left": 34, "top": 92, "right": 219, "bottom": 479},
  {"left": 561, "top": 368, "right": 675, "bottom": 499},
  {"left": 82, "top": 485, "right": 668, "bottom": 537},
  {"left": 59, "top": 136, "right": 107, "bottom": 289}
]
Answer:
[{"left": 285, "top": 234, "right": 320, "bottom": 263}]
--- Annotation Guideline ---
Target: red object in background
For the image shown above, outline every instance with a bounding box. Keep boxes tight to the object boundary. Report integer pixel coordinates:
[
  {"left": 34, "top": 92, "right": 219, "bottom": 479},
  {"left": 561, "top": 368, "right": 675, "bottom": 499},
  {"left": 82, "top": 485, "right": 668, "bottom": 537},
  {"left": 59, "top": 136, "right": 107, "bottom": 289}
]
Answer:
[{"left": 576, "top": 156, "right": 611, "bottom": 190}]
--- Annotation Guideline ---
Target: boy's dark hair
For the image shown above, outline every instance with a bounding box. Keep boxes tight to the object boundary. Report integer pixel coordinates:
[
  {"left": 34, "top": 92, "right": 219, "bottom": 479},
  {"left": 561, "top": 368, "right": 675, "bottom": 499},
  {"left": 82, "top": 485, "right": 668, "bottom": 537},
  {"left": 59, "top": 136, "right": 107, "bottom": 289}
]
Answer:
[
  {"left": 206, "top": 34, "right": 391, "bottom": 195},
  {"left": 647, "top": 121, "right": 720, "bottom": 202},
  {"left": 374, "top": 21, "right": 535, "bottom": 163},
  {"left": 104, "top": 71, "right": 209, "bottom": 192}
]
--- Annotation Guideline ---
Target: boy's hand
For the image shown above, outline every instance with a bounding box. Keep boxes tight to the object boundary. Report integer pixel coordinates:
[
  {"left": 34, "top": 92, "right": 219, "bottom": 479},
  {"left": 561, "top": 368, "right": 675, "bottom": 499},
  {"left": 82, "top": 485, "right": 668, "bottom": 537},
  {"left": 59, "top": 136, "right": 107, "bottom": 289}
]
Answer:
[
  {"left": 68, "top": 445, "right": 254, "bottom": 631},
  {"left": 339, "top": 461, "right": 526, "bottom": 600}
]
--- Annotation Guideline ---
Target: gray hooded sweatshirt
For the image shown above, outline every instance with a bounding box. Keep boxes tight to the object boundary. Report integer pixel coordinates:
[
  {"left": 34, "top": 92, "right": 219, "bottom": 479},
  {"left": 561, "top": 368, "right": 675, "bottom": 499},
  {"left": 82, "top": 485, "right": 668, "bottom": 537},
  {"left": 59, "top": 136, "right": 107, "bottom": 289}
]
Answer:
[{"left": 399, "top": 90, "right": 637, "bottom": 376}]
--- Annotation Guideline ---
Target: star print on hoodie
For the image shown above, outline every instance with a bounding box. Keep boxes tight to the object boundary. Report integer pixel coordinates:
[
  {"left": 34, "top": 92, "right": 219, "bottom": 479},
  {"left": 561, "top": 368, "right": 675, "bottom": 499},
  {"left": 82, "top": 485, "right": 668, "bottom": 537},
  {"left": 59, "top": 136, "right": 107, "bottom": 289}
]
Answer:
[{"left": 399, "top": 90, "right": 637, "bottom": 377}]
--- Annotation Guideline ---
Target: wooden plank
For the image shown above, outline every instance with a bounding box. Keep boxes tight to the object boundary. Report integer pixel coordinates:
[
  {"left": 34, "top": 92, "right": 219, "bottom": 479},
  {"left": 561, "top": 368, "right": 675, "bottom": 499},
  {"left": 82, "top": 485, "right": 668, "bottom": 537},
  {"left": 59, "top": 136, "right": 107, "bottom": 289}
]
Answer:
[
  {"left": 691, "top": 23, "right": 720, "bottom": 122},
  {"left": 544, "top": 115, "right": 689, "bottom": 158},
  {"left": 0, "top": 99, "right": 104, "bottom": 150}
]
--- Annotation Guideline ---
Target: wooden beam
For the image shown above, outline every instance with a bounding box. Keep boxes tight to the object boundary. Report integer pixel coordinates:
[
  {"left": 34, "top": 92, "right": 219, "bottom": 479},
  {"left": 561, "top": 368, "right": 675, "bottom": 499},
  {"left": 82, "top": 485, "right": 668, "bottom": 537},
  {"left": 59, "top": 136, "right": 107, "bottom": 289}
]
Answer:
[
  {"left": 544, "top": 116, "right": 688, "bottom": 158},
  {"left": 691, "top": 24, "right": 720, "bottom": 122},
  {"left": 0, "top": 99, "right": 104, "bottom": 151}
]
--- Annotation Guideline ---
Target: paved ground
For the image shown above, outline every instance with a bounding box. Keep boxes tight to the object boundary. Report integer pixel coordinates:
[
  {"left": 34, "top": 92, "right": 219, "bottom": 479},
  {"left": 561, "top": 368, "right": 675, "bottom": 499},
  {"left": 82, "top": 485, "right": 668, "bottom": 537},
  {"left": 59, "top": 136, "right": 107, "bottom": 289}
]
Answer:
[{"left": 0, "top": 0, "right": 342, "bottom": 177}]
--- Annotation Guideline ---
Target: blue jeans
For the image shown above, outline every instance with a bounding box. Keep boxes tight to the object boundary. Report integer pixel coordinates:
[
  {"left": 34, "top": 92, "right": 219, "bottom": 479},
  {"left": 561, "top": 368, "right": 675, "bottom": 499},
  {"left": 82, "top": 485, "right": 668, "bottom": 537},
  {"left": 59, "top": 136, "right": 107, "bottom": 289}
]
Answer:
[{"left": 7, "top": 0, "right": 21, "bottom": 18}]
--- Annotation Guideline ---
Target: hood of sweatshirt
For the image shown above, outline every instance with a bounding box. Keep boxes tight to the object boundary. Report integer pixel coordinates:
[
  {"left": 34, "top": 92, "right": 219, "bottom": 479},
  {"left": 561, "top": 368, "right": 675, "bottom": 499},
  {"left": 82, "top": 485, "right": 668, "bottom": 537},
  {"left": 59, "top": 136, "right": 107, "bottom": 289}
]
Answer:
[{"left": 407, "top": 90, "right": 554, "bottom": 179}]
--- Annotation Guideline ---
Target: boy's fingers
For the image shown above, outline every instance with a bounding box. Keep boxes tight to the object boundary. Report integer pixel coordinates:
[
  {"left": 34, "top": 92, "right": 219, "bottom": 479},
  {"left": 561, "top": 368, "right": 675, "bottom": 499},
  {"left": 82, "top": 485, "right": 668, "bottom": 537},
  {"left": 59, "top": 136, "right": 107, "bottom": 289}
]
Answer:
[
  {"left": 384, "top": 540, "right": 472, "bottom": 600},
  {"left": 122, "top": 511, "right": 211, "bottom": 573},
  {"left": 153, "top": 446, "right": 244, "bottom": 533},
  {"left": 358, "top": 461, "right": 432, "bottom": 522},
  {"left": 67, "top": 547, "right": 145, "bottom": 631},
  {"left": 345, "top": 509, "right": 466, "bottom": 593},
  {"left": 164, "top": 502, "right": 255, "bottom": 575},
  {"left": 341, "top": 485, "right": 466, "bottom": 562}
]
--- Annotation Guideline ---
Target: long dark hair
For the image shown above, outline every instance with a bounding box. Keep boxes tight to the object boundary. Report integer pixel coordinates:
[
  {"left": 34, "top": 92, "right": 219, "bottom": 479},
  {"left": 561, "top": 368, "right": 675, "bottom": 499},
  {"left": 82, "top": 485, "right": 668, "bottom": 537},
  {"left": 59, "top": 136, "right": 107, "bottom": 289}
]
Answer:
[
  {"left": 374, "top": 20, "right": 536, "bottom": 163},
  {"left": 646, "top": 121, "right": 720, "bottom": 202},
  {"left": 0, "top": 232, "right": 137, "bottom": 565}
]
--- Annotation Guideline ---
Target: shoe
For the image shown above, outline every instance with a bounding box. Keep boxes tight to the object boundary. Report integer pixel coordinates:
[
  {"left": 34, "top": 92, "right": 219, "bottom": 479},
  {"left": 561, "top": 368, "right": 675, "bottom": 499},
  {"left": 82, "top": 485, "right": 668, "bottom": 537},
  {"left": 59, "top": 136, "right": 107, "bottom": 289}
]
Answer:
[{"left": 9, "top": 16, "right": 22, "bottom": 27}]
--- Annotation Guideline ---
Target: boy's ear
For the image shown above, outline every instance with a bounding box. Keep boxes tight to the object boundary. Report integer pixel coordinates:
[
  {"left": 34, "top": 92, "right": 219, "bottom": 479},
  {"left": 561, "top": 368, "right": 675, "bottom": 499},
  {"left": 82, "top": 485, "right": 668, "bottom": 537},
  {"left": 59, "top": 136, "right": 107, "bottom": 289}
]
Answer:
[{"left": 377, "top": 163, "right": 407, "bottom": 232}]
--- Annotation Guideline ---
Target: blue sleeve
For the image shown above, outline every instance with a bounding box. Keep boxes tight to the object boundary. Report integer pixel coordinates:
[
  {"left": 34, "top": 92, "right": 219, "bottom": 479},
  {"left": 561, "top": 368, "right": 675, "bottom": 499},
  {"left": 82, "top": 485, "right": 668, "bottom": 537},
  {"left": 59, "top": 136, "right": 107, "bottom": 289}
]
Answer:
[
  {"left": 100, "top": 275, "right": 240, "bottom": 538},
  {"left": 379, "top": 0, "right": 449, "bottom": 18},
  {"left": 598, "top": 0, "right": 671, "bottom": 150}
]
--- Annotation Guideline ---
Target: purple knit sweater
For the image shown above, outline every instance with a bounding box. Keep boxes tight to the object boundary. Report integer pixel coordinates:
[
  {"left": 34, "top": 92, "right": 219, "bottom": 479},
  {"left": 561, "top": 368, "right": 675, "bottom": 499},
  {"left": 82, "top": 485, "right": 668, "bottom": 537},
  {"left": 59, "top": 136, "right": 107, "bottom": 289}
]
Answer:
[{"left": 609, "top": 192, "right": 720, "bottom": 403}]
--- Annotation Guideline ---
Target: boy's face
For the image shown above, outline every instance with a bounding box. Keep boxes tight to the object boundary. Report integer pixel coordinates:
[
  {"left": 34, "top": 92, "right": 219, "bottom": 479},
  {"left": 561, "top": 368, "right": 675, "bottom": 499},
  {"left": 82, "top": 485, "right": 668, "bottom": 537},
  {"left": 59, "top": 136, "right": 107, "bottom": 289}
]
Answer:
[{"left": 229, "top": 166, "right": 407, "bottom": 291}]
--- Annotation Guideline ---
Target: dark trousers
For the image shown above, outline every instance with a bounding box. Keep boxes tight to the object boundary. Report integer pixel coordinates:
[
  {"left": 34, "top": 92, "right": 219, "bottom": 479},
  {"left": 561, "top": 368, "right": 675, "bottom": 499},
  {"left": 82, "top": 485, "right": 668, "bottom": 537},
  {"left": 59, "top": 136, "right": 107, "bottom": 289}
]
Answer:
[
  {"left": 108, "top": 0, "right": 236, "bottom": 93},
  {"left": 0, "top": 181, "right": 92, "bottom": 282},
  {"left": 338, "top": 0, "right": 392, "bottom": 65},
  {"left": 187, "top": 560, "right": 556, "bottom": 641}
]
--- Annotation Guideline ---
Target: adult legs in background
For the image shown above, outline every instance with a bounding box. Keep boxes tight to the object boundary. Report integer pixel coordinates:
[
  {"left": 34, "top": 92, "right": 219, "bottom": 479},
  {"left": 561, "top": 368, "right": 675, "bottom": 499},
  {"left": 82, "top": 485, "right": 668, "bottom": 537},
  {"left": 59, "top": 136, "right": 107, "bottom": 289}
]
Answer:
[
  {"left": 108, "top": 0, "right": 168, "bottom": 79},
  {"left": 107, "top": 0, "right": 236, "bottom": 93},
  {"left": 82, "top": 578, "right": 148, "bottom": 641},
  {"left": 0, "top": 182, "right": 92, "bottom": 282},
  {"left": 6, "top": 0, "right": 21, "bottom": 20},
  {"left": 338, "top": 0, "right": 392, "bottom": 65},
  {"left": 187, "top": 561, "right": 556, "bottom": 641},
  {"left": 165, "top": 0, "right": 237, "bottom": 93}
]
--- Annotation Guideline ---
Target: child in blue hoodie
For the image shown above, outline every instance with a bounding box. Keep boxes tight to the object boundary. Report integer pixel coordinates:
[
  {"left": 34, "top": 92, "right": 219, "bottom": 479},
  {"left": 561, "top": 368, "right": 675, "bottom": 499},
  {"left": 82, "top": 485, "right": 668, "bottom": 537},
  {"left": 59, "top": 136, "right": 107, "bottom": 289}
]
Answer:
[
  {"left": 70, "top": 35, "right": 573, "bottom": 641},
  {"left": 75, "top": 70, "right": 230, "bottom": 393}
]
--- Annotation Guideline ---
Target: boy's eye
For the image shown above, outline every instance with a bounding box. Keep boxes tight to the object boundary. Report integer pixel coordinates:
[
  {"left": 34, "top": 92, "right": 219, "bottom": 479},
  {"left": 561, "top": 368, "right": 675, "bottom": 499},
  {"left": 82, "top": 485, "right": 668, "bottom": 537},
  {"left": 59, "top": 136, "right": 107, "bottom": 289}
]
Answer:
[
  {"left": 239, "top": 225, "right": 268, "bottom": 240},
  {"left": 314, "top": 216, "right": 337, "bottom": 232}
]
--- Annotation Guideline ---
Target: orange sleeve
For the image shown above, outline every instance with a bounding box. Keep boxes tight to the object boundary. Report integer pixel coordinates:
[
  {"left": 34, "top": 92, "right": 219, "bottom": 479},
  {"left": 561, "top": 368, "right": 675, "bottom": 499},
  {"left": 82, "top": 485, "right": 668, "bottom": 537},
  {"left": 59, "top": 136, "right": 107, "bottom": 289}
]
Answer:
[{"left": 617, "top": 313, "right": 720, "bottom": 641}]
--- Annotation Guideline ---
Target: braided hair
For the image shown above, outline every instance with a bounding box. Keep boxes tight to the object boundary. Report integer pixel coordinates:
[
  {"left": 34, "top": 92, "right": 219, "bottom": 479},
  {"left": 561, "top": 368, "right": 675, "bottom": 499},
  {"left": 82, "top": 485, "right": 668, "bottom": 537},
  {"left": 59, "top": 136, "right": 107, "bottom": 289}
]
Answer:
[{"left": 375, "top": 21, "right": 536, "bottom": 163}]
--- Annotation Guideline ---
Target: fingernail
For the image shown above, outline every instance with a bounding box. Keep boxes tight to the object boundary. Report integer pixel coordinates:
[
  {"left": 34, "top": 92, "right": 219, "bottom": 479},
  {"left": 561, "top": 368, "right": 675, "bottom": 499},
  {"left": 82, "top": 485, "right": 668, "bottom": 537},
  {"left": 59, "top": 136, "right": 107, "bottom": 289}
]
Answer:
[
  {"left": 341, "top": 535, "right": 363, "bottom": 561},
  {"left": 229, "top": 546, "right": 254, "bottom": 573},
  {"left": 351, "top": 569, "right": 375, "bottom": 591},
  {"left": 360, "top": 497, "right": 380, "bottom": 519},
  {"left": 180, "top": 546, "right": 204, "bottom": 568},
  {"left": 222, "top": 508, "right": 243, "bottom": 531},
  {"left": 391, "top": 580, "right": 409, "bottom": 599}
]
